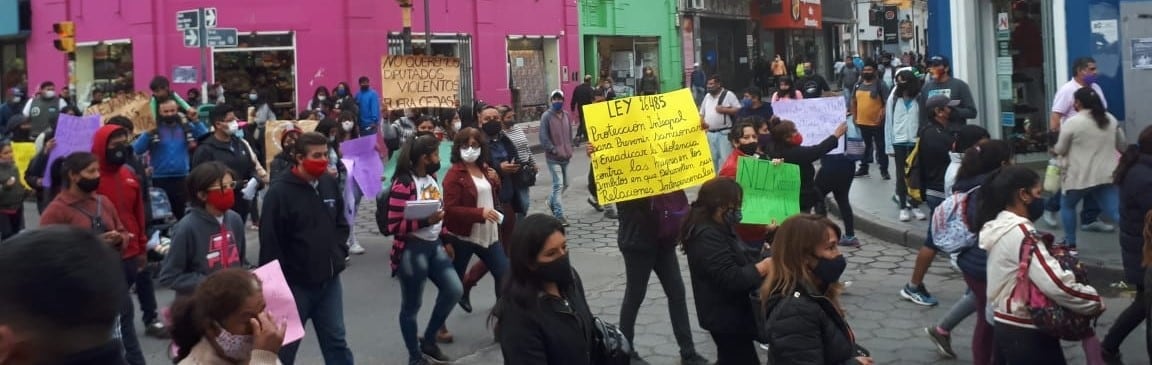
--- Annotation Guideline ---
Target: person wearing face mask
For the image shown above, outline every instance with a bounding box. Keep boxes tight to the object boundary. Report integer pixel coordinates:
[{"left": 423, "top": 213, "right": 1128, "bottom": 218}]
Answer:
[
  {"left": 770, "top": 77, "right": 803, "bottom": 102},
  {"left": 700, "top": 74, "right": 741, "bottom": 175},
  {"left": 539, "top": 90, "right": 574, "bottom": 225},
  {"left": 0, "top": 141, "right": 22, "bottom": 239},
  {"left": 442, "top": 127, "right": 506, "bottom": 315},
  {"left": 170, "top": 268, "right": 285, "bottom": 365},
  {"left": 355, "top": 76, "right": 381, "bottom": 135},
  {"left": 258, "top": 132, "right": 354, "bottom": 364},
  {"left": 148, "top": 76, "right": 197, "bottom": 126},
  {"left": 159, "top": 162, "right": 248, "bottom": 295},
  {"left": 494, "top": 214, "right": 596, "bottom": 364},
  {"left": 248, "top": 88, "right": 275, "bottom": 129},
  {"left": 849, "top": 61, "right": 891, "bottom": 179},
  {"left": 135, "top": 99, "right": 209, "bottom": 221},
  {"left": 763, "top": 117, "right": 849, "bottom": 212},
  {"left": 919, "top": 55, "right": 977, "bottom": 130},
  {"left": 184, "top": 88, "right": 201, "bottom": 108},
  {"left": 762, "top": 215, "right": 874, "bottom": 365},
  {"left": 319, "top": 114, "right": 367, "bottom": 255},
  {"left": 23, "top": 81, "right": 67, "bottom": 137},
  {"left": 479, "top": 106, "right": 529, "bottom": 238},
  {"left": 1042, "top": 57, "right": 1109, "bottom": 231},
  {"left": 639, "top": 66, "right": 660, "bottom": 96},
  {"left": 885, "top": 69, "right": 927, "bottom": 221},
  {"left": 384, "top": 134, "right": 461, "bottom": 365},
  {"left": 193, "top": 105, "right": 261, "bottom": 224},
  {"left": 269, "top": 126, "right": 302, "bottom": 181},
  {"left": 737, "top": 87, "right": 773, "bottom": 123},
  {"left": 309, "top": 86, "right": 332, "bottom": 116},
  {"left": 0, "top": 87, "right": 24, "bottom": 130}
]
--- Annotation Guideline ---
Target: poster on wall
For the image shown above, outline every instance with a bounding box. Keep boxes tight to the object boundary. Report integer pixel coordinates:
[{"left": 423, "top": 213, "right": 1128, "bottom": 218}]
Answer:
[
  {"left": 173, "top": 66, "right": 197, "bottom": 84},
  {"left": 1131, "top": 38, "right": 1152, "bottom": 70}
]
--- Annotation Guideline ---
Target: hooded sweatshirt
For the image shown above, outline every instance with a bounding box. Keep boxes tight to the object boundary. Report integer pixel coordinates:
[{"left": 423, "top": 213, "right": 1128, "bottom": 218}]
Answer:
[
  {"left": 982, "top": 210, "right": 1102, "bottom": 328},
  {"left": 538, "top": 108, "right": 573, "bottom": 163},
  {"left": 93, "top": 125, "right": 147, "bottom": 260},
  {"left": 158, "top": 207, "right": 247, "bottom": 294},
  {"left": 258, "top": 170, "right": 350, "bottom": 286}
]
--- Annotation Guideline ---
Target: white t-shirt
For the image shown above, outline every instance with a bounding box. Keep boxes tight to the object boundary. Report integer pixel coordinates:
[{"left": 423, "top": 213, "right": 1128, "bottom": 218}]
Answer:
[
  {"left": 698, "top": 89, "right": 741, "bottom": 131},
  {"left": 465, "top": 175, "right": 499, "bottom": 248},
  {"left": 410, "top": 174, "right": 443, "bottom": 242},
  {"left": 1051, "top": 79, "right": 1107, "bottom": 125}
]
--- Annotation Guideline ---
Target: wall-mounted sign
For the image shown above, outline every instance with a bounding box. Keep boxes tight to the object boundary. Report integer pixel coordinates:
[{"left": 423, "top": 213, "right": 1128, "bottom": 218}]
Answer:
[{"left": 757, "top": 0, "right": 822, "bottom": 30}]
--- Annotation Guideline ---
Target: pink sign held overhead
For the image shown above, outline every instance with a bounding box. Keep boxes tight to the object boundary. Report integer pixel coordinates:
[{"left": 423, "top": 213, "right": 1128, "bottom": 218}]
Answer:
[{"left": 252, "top": 260, "right": 305, "bottom": 345}]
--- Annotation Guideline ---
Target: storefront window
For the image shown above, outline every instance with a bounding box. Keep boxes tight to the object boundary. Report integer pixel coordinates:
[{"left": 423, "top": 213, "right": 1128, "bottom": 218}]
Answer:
[
  {"left": 215, "top": 34, "right": 296, "bottom": 119},
  {"left": 0, "top": 43, "right": 26, "bottom": 93},
  {"left": 91, "top": 43, "right": 133, "bottom": 92},
  {"left": 594, "top": 36, "right": 661, "bottom": 97},
  {"left": 1001, "top": 0, "right": 1049, "bottom": 154}
]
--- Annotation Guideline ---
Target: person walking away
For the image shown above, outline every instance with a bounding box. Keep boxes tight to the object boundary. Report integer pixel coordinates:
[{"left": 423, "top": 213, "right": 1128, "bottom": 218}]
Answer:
[
  {"left": 1052, "top": 87, "right": 1124, "bottom": 255},
  {"left": 158, "top": 162, "right": 247, "bottom": 295},
  {"left": 814, "top": 150, "right": 861, "bottom": 247},
  {"left": 691, "top": 63, "right": 707, "bottom": 104},
  {"left": 259, "top": 132, "right": 354, "bottom": 365},
  {"left": 585, "top": 83, "right": 619, "bottom": 219},
  {"left": 681, "top": 178, "right": 772, "bottom": 363},
  {"left": 192, "top": 105, "right": 261, "bottom": 224},
  {"left": 885, "top": 69, "right": 927, "bottom": 221},
  {"left": 980, "top": 166, "right": 1104, "bottom": 364},
  {"left": 0, "top": 88, "right": 23, "bottom": 130},
  {"left": 839, "top": 56, "right": 860, "bottom": 103},
  {"left": 639, "top": 66, "right": 660, "bottom": 96},
  {"left": 23, "top": 81, "right": 66, "bottom": 137},
  {"left": 0, "top": 226, "right": 132, "bottom": 365},
  {"left": 900, "top": 95, "right": 959, "bottom": 307},
  {"left": 798, "top": 62, "right": 831, "bottom": 99},
  {"left": 356, "top": 76, "right": 381, "bottom": 135},
  {"left": 169, "top": 269, "right": 285, "bottom": 364},
  {"left": 771, "top": 55, "right": 788, "bottom": 81},
  {"left": 1100, "top": 125, "right": 1152, "bottom": 364},
  {"left": 763, "top": 118, "right": 849, "bottom": 213},
  {"left": 770, "top": 77, "right": 803, "bottom": 103},
  {"left": 850, "top": 61, "right": 891, "bottom": 179},
  {"left": 493, "top": 214, "right": 596, "bottom": 364},
  {"left": 1043, "top": 57, "right": 1109, "bottom": 231},
  {"left": 135, "top": 99, "right": 207, "bottom": 220},
  {"left": 24, "top": 129, "right": 56, "bottom": 213},
  {"left": 0, "top": 142, "right": 23, "bottom": 239},
  {"left": 737, "top": 87, "right": 773, "bottom": 123},
  {"left": 385, "top": 134, "right": 462, "bottom": 365},
  {"left": 762, "top": 215, "right": 874, "bottom": 365},
  {"left": 699, "top": 75, "right": 741, "bottom": 173},
  {"left": 919, "top": 55, "right": 978, "bottom": 130},
  {"left": 539, "top": 90, "right": 574, "bottom": 225},
  {"left": 570, "top": 75, "right": 595, "bottom": 144}
]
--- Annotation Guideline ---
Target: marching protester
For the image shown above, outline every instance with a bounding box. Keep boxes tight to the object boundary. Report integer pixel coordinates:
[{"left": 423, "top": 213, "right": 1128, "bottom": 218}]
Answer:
[
  {"left": 0, "top": 227, "right": 129, "bottom": 365},
  {"left": 682, "top": 178, "right": 772, "bottom": 363},
  {"left": 797, "top": 62, "right": 832, "bottom": 99},
  {"left": 1101, "top": 125, "right": 1152, "bottom": 363},
  {"left": 762, "top": 215, "right": 873, "bottom": 365},
  {"left": 479, "top": 105, "right": 529, "bottom": 240},
  {"left": 0, "top": 141, "right": 23, "bottom": 239},
  {"left": 945, "top": 126, "right": 991, "bottom": 198},
  {"left": 0, "top": 87, "right": 23, "bottom": 129},
  {"left": 850, "top": 61, "right": 890, "bottom": 180},
  {"left": 762, "top": 117, "right": 848, "bottom": 213},
  {"left": 885, "top": 69, "right": 927, "bottom": 221},
  {"left": 494, "top": 214, "right": 596, "bottom": 364},
  {"left": 192, "top": 105, "right": 264, "bottom": 224},
  {"left": 259, "top": 132, "right": 354, "bottom": 365},
  {"left": 23, "top": 81, "right": 66, "bottom": 137},
  {"left": 498, "top": 104, "right": 536, "bottom": 219},
  {"left": 332, "top": 82, "right": 356, "bottom": 113},
  {"left": 269, "top": 124, "right": 303, "bottom": 180},
  {"left": 169, "top": 269, "right": 286, "bottom": 364},
  {"left": 737, "top": 87, "right": 773, "bottom": 123},
  {"left": 24, "top": 130, "right": 56, "bottom": 213},
  {"left": 814, "top": 143, "right": 861, "bottom": 247},
  {"left": 443, "top": 127, "right": 507, "bottom": 317},
  {"left": 134, "top": 98, "right": 207, "bottom": 220},
  {"left": 718, "top": 121, "right": 777, "bottom": 251},
  {"left": 770, "top": 77, "right": 803, "bottom": 102},
  {"left": 309, "top": 86, "right": 332, "bottom": 117},
  {"left": 356, "top": 76, "right": 381, "bottom": 135},
  {"left": 920, "top": 55, "right": 978, "bottom": 129},
  {"left": 699, "top": 74, "right": 741, "bottom": 174},
  {"left": 148, "top": 76, "right": 197, "bottom": 123},
  {"left": 539, "top": 90, "right": 574, "bottom": 225},
  {"left": 158, "top": 161, "right": 247, "bottom": 295},
  {"left": 317, "top": 115, "right": 366, "bottom": 255}
]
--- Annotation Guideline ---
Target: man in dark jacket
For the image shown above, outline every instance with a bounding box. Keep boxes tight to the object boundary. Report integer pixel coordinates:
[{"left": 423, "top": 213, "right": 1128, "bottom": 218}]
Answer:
[
  {"left": 569, "top": 75, "right": 595, "bottom": 143},
  {"left": 192, "top": 105, "right": 260, "bottom": 222},
  {"left": 0, "top": 87, "right": 23, "bottom": 130},
  {"left": 259, "top": 132, "right": 353, "bottom": 365}
]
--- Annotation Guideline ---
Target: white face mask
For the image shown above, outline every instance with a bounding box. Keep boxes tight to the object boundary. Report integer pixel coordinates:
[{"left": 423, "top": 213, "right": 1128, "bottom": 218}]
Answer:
[
  {"left": 10, "top": 96, "right": 19, "bottom": 104},
  {"left": 248, "top": 94, "right": 258, "bottom": 101},
  {"left": 452, "top": 121, "right": 462, "bottom": 131},
  {"left": 318, "top": 95, "right": 327, "bottom": 101},
  {"left": 341, "top": 121, "right": 354, "bottom": 131},
  {"left": 42, "top": 91, "right": 56, "bottom": 99},
  {"left": 213, "top": 324, "right": 254, "bottom": 361},
  {"left": 226, "top": 121, "right": 239, "bottom": 133},
  {"left": 461, "top": 147, "right": 481, "bottom": 163}
]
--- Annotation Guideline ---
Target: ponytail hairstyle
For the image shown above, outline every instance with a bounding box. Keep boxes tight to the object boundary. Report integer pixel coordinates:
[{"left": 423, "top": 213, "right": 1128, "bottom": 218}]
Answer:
[
  {"left": 1115, "top": 125, "right": 1152, "bottom": 185},
  {"left": 955, "top": 139, "right": 1014, "bottom": 181},
  {"left": 972, "top": 166, "right": 1040, "bottom": 234},
  {"left": 169, "top": 269, "right": 263, "bottom": 362},
  {"left": 393, "top": 133, "right": 440, "bottom": 180},
  {"left": 1073, "top": 87, "right": 1110, "bottom": 129}
]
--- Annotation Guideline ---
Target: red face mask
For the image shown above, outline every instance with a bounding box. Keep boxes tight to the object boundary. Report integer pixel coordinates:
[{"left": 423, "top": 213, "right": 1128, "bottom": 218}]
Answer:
[
  {"left": 300, "top": 158, "right": 329, "bottom": 177},
  {"left": 790, "top": 133, "right": 804, "bottom": 146},
  {"left": 206, "top": 189, "right": 234, "bottom": 211}
]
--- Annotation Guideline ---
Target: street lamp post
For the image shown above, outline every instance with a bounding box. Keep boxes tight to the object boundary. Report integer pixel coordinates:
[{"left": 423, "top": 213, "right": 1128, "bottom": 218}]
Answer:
[{"left": 397, "top": 0, "right": 414, "bottom": 55}]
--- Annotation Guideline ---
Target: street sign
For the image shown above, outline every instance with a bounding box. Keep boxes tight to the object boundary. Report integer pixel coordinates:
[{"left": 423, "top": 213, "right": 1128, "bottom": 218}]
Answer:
[
  {"left": 183, "top": 28, "right": 199, "bottom": 48},
  {"left": 206, "top": 28, "right": 238, "bottom": 48},
  {"left": 176, "top": 10, "right": 199, "bottom": 30},
  {"left": 203, "top": 8, "right": 218, "bottom": 28}
]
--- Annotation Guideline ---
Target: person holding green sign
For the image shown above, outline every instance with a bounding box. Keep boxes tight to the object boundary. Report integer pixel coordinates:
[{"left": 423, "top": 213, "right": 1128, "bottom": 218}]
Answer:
[{"left": 762, "top": 117, "right": 848, "bottom": 213}]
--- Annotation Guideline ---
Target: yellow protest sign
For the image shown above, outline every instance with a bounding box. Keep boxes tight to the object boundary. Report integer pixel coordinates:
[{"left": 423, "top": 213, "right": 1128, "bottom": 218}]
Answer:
[
  {"left": 380, "top": 55, "right": 461, "bottom": 110},
  {"left": 262, "top": 120, "right": 319, "bottom": 167},
  {"left": 12, "top": 142, "right": 35, "bottom": 190},
  {"left": 583, "top": 88, "right": 714, "bottom": 205}
]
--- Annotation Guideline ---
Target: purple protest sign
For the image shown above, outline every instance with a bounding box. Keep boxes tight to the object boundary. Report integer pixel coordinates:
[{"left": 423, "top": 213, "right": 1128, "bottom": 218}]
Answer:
[
  {"left": 45, "top": 114, "right": 102, "bottom": 188},
  {"left": 339, "top": 136, "right": 383, "bottom": 198},
  {"left": 340, "top": 158, "right": 356, "bottom": 225}
]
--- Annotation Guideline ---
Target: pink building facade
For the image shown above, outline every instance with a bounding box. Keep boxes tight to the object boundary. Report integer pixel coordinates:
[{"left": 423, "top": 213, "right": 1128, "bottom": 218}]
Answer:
[{"left": 27, "top": 0, "right": 581, "bottom": 115}]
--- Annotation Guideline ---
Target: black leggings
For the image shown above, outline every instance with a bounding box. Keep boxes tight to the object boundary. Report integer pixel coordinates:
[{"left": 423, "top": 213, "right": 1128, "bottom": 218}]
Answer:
[
  {"left": 619, "top": 245, "right": 696, "bottom": 355},
  {"left": 587, "top": 165, "right": 597, "bottom": 199},
  {"left": 815, "top": 158, "right": 856, "bottom": 237},
  {"left": 994, "top": 323, "right": 1066, "bottom": 365},
  {"left": 710, "top": 332, "right": 759, "bottom": 365},
  {"left": 1102, "top": 285, "right": 1145, "bottom": 352}
]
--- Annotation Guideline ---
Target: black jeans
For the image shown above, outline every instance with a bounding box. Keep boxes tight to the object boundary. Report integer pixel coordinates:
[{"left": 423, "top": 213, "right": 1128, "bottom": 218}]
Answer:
[
  {"left": 576, "top": 110, "right": 588, "bottom": 139},
  {"left": 892, "top": 144, "right": 919, "bottom": 208},
  {"left": 619, "top": 244, "right": 696, "bottom": 356},
  {"left": 815, "top": 158, "right": 855, "bottom": 237},
  {"left": 587, "top": 166, "right": 598, "bottom": 199},
  {"left": 0, "top": 209, "right": 24, "bottom": 239},
  {"left": 134, "top": 267, "right": 159, "bottom": 325},
  {"left": 1103, "top": 285, "right": 1145, "bottom": 352},
  {"left": 710, "top": 332, "right": 759, "bottom": 365},
  {"left": 994, "top": 323, "right": 1066, "bottom": 365},
  {"left": 119, "top": 260, "right": 146, "bottom": 365},
  {"left": 152, "top": 176, "right": 187, "bottom": 220},
  {"left": 858, "top": 125, "right": 888, "bottom": 173},
  {"left": 231, "top": 189, "right": 251, "bottom": 223}
]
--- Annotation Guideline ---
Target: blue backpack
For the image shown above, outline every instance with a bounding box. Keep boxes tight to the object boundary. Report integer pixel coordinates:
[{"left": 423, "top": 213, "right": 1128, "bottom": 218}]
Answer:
[{"left": 930, "top": 186, "right": 980, "bottom": 253}]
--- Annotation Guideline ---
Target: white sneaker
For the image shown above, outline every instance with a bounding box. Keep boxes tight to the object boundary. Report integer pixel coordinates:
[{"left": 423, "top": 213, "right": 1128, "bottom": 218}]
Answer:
[
  {"left": 913, "top": 209, "right": 927, "bottom": 221},
  {"left": 1043, "top": 211, "right": 1060, "bottom": 227},
  {"left": 898, "top": 209, "right": 911, "bottom": 222},
  {"left": 349, "top": 241, "right": 366, "bottom": 255}
]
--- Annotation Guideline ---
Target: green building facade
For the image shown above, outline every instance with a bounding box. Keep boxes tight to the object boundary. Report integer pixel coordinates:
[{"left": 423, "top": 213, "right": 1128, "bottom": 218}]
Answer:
[{"left": 579, "top": 0, "right": 683, "bottom": 96}]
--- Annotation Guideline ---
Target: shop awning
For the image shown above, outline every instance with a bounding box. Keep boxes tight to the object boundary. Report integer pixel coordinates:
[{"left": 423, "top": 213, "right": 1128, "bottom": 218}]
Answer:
[{"left": 0, "top": 31, "right": 29, "bottom": 42}]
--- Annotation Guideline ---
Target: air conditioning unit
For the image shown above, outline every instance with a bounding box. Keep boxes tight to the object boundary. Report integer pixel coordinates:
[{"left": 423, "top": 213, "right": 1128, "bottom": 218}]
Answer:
[{"left": 686, "top": 0, "right": 705, "bottom": 10}]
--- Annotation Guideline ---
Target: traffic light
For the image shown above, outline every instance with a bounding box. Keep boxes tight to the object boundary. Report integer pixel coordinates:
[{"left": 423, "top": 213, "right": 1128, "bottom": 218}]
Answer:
[{"left": 53, "top": 21, "right": 75, "bottom": 53}]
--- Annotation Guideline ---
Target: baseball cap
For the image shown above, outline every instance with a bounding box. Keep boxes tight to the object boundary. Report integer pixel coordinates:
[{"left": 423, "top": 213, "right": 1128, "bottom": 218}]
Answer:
[
  {"left": 550, "top": 89, "right": 564, "bottom": 100},
  {"left": 925, "top": 94, "right": 960, "bottom": 109},
  {"left": 927, "top": 55, "right": 950, "bottom": 67}
]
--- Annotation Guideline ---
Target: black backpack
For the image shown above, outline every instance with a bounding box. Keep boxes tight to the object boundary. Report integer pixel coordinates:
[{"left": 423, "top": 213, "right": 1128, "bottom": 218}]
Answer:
[{"left": 374, "top": 174, "right": 412, "bottom": 236}]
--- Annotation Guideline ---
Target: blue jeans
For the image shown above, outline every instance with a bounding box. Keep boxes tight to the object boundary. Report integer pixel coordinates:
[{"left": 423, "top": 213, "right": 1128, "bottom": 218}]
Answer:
[
  {"left": 451, "top": 240, "right": 508, "bottom": 297},
  {"left": 1046, "top": 190, "right": 1100, "bottom": 224},
  {"left": 398, "top": 237, "right": 463, "bottom": 361},
  {"left": 359, "top": 124, "right": 377, "bottom": 136},
  {"left": 546, "top": 160, "right": 569, "bottom": 219},
  {"left": 1061, "top": 184, "right": 1120, "bottom": 246},
  {"left": 119, "top": 260, "right": 145, "bottom": 365},
  {"left": 707, "top": 129, "right": 732, "bottom": 173},
  {"left": 278, "top": 277, "right": 353, "bottom": 365}
]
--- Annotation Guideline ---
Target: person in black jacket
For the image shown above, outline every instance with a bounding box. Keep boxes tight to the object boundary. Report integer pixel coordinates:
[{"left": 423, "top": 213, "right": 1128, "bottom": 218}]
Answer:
[
  {"left": 763, "top": 117, "right": 848, "bottom": 212},
  {"left": 495, "top": 214, "right": 595, "bottom": 365},
  {"left": 762, "top": 214, "right": 873, "bottom": 365},
  {"left": 269, "top": 125, "right": 302, "bottom": 181},
  {"left": 192, "top": 105, "right": 263, "bottom": 223},
  {"left": 1103, "top": 125, "right": 1152, "bottom": 362},
  {"left": 258, "top": 132, "right": 353, "bottom": 365},
  {"left": 681, "top": 178, "right": 772, "bottom": 364}
]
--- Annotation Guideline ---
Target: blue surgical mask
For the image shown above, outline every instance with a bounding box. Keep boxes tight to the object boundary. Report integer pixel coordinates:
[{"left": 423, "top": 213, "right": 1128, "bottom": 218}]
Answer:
[
  {"left": 234, "top": 129, "right": 245, "bottom": 139},
  {"left": 1082, "top": 74, "right": 1098, "bottom": 85},
  {"left": 551, "top": 102, "right": 563, "bottom": 111},
  {"left": 741, "top": 99, "right": 753, "bottom": 109},
  {"left": 723, "top": 208, "right": 742, "bottom": 225}
]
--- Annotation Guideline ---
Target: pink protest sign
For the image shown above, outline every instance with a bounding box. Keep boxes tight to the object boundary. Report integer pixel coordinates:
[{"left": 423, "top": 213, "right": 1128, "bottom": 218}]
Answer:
[{"left": 252, "top": 260, "right": 305, "bottom": 345}]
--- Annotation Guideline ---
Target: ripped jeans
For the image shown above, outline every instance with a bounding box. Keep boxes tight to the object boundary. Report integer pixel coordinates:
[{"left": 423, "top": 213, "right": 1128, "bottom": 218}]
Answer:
[{"left": 398, "top": 237, "right": 462, "bottom": 361}]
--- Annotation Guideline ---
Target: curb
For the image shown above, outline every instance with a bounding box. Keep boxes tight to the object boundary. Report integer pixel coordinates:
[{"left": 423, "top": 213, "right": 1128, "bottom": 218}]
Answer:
[{"left": 826, "top": 199, "right": 1127, "bottom": 286}]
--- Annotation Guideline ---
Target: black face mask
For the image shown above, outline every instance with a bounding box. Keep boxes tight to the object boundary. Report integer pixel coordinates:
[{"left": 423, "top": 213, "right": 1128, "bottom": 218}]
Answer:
[
  {"left": 425, "top": 161, "right": 441, "bottom": 176},
  {"left": 536, "top": 254, "right": 574, "bottom": 289},
  {"left": 105, "top": 146, "right": 128, "bottom": 167},
  {"left": 76, "top": 176, "right": 101, "bottom": 193},
  {"left": 738, "top": 142, "right": 758, "bottom": 156},
  {"left": 359, "top": 85, "right": 369, "bottom": 91},
  {"left": 861, "top": 73, "right": 876, "bottom": 81},
  {"left": 1027, "top": 197, "right": 1045, "bottom": 222},
  {"left": 161, "top": 115, "right": 182, "bottom": 124},
  {"left": 482, "top": 121, "right": 502, "bottom": 136},
  {"left": 812, "top": 255, "right": 847, "bottom": 291}
]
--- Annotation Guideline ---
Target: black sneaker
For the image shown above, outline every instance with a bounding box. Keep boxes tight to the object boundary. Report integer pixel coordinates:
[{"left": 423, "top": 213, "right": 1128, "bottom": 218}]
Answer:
[
  {"left": 144, "top": 320, "right": 170, "bottom": 339},
  {"left": 681, "top": 352, "right": 710, "bottom": 365},
  {"left": 458, "top": 288, "right": 473, "bottom": 313},
  {"left": 854, "top": 166, "right": 869, "bottom": 177},
  {"left": 880, "top": 171, "right": 891, "bottom": 180},
  {"left": 420, "top": 341, "right": 451, "bottom": 363},
  {"left": 587, "top": 196, "right": 604, "bottom": 212},
  {"left": 630, "top": 352, "right": 650, "bottom": 365}
]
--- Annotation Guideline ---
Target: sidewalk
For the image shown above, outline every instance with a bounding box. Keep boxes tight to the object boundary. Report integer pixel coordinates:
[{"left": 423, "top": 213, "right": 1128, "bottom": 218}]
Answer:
[{"left": 827, "top": 157, "right": 1128, "bottom": 285}]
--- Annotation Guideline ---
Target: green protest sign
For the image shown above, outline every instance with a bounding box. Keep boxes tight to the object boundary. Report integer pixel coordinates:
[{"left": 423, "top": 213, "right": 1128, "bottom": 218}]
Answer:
[{"left": 735, "top": 157, "right": 801, "bottom": 224}]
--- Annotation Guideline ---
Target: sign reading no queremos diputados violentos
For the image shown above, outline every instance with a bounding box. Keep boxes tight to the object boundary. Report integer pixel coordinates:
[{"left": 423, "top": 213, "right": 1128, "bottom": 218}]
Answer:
[
  {"left": 583, "top": 88, "right": 714, "bottom": 205},
  {"left": 380, "top": 55, "right": 461, "bottom": 110}
]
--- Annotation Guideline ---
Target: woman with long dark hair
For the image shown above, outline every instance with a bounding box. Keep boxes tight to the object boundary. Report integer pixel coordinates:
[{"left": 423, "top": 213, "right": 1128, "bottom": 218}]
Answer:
[
  {"left": 885, "top": 69, "right": 926, "bottom": 221},
  {"left": 443, "top": 127, "right": 506, "bottom": 311},
  {"left": 493, "top": 214, "right": 594, "bottom": 364},
  {"left": 1052, "top": 87, "right": 1126, "bottom": 254},
  {"left": 681, "top": 178, "right": 772, "bottom": 363},
  {"left": 771, "top": 77, "right": 802, "bottom": 102},
  {"left": 762, "top": 117, "right": 848, "bottom": 212},
  {"left": 169, "top": 268, "right": 284, "bottom": 364},
  {"left": 1099, "top": 125, "right": 1152, "bottom": 362},
  {"left": 308, "top": 86, "right": 331, "bottom": 115}
]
